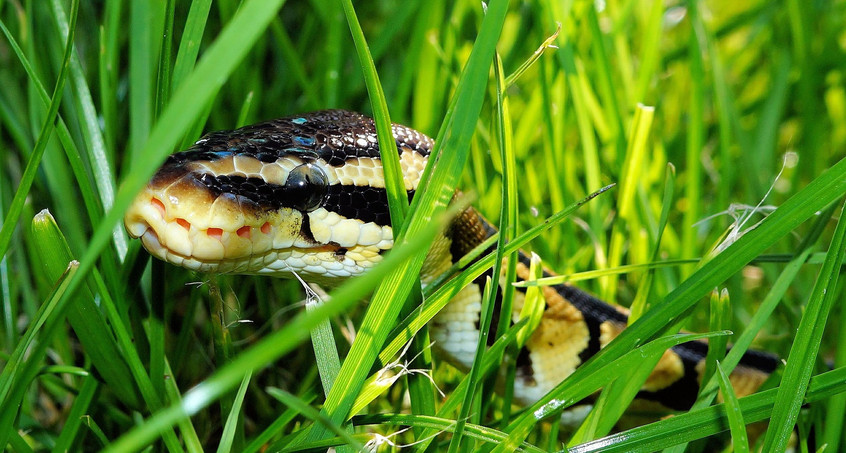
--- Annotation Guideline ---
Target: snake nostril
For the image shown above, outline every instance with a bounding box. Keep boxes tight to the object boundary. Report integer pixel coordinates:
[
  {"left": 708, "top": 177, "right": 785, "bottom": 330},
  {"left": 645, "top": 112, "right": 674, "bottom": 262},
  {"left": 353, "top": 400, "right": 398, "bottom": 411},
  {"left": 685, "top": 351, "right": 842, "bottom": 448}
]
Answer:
[
  {"left": 260, "top": 222, "right": 271, "bottom": 234},
  {"left": 207, "top": 228, "right": 223, "bottom": 240},
  {"left": 176, "top": 218, "right": 190, "bottom": 230},
  {"left": 151, "top": 198, "right": 166, "bottom": 217},
  {"left": 236, "top": 225, "right": 251, "bottom": 239}
]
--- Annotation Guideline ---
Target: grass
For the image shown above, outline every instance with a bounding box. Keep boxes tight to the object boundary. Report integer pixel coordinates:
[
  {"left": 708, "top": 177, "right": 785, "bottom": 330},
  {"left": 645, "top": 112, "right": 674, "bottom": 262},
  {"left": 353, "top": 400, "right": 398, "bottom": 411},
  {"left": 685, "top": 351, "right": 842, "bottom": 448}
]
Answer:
[{"left": 1, "top": 0, "right": 846, "bottom": 451}]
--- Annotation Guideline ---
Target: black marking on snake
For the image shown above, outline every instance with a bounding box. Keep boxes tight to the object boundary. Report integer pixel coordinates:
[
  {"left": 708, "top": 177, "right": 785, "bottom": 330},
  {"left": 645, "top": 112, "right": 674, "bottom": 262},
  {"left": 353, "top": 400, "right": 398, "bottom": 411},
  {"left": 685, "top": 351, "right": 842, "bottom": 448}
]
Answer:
[
  {"left": 515, "top": 347, "right": 537, "bottom": 386},
  {"left": 299, "top": 212, "right": 317, "bottom": 244},
  {"left": 323, "top": 186, "right": 416, "bottom": 227},
  {"left": 198, "top": 171, "right": 415, "bottom": 228},
  {"left": 323, "top": 185, "right": 391, "bottom": 226},
  {"left": 739, "top": 349, "right": 781, "bottom": 372},
  {"left": 556, "top": 284, "right": 627, "bottom": 363},
  {"left": 673, "top": 340, "right": 778, "bottom": 375},
  {"left": 176, "top": 110, "right": 433, "bottom": 167},
  {"left": 638, "top": 362, "right": 702, "bottom": 411},
  {"left": 197, "top": 174, "right": 308, "bottom": 212}
]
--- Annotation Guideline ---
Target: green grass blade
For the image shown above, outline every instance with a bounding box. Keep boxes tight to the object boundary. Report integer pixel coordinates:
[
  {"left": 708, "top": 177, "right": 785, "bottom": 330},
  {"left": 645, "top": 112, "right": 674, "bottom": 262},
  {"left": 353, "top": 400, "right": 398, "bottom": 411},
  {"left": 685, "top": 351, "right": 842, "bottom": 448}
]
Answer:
[
  {"left": 98, "top": 0, "right": 122, "bottom": 155},
  {"left": 339, "top": 0, "right": 406, "bottom": 226},
  {"left": 355, "top": 413, "right": 547, "bottom": 453},
  {"left": 607, "top": 104, "right": 654, "bottom": 300},
  {"left": 161, "top": 357, "right": 204, "bottom": 453},
  {"left": 661, "top": 204, "right": 833, "bottom": 446},
  {"left": 339, "top": 2, "right": 437, "bottom": 436},
  {"left": 0, "top": 12, "right": 108, "bottom": 243},
  {"left": 504, "top": 25, "right": 560, "bottom": 88},
  {"left": 633, "top": 0, "right": 664, "bottom": 103},
  {"left": 824, "top": 292, "right": 846, "bottom": 450},
  {"left": 585, "top": 3, "right": 625, "bottom": 160},
  {"left": 30, "top": 210, "right": 140, "bottom": 407},
  {"left": 0, "top": 0, "right": 77, "bottom": 262},
  {"left": 447, "top": 276, "right": 494, "bottom": 452},
  {"left": 171, "top": 0, "right": 212, "bottom": 91},
  {"left": 127, "top": 0, "right": 162, "bottom": 162},
  {"left": 269, "top": 388, "right": 366, "bottom": 451},
  {"left": 701, "top": 288, "right": 730, "bottom": 392},
  {"left": 493, "top": 50, "right": 521, "bottom": 427},
  {"left": 681, "top": 0, "right": 705, "bottom": 278},
  {"left": 32, "top": 210, "right": 185, "bottom": 449},
  {"left": 243, "top": 393, "right": 317, "bottom": 453},
  {"left": 306, "top": 286, "right": 344, "bottom": 396},
  {"left": 217, "top": 371, "right": 251, "bottom": 453},
  {"left": 156, "top": 0, "right": 176, "bottom": 114},
  {"left": 268, "top": 20, "right": 322, "bottom": 110},
  {"left": 762, "top": 199, "right": 846, "bottom": 451},
  {"left": 7, "top": 431, "right": 34, "bottom": 453},
  {"left": 629, "top": 163, "right": 675, "bottom": 321},
  {"left": 51, "top": 375, "right": 99, "bottom": 453},
  {"left": 265, "top": 412, "right": 546, "bottom": 453},
  {"left": 0, "top": 261, "right": 77, "bottom": 449},
  {"left": 411, "top": 319, "right": 528, "bottom": 452},
  {"left": 716, "top": 360, "right": 749, "bottom": 453},
  {"left": 448, "top": 50, "right": 519, "bottom": 452},
  {"left": 48, "top": 0, "right": 127, "bottom": 259}
]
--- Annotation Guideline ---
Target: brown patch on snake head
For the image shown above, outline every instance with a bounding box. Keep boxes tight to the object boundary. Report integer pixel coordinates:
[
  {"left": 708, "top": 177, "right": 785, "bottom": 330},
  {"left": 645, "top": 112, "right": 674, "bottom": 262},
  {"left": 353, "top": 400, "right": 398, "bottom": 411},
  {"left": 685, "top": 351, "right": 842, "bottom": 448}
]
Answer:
[
  {"left": 159, "top": 173, "right": 218, "bottom": 214},
  {"left": 150, "top": 161, "right": 192, "bottom": 188}
]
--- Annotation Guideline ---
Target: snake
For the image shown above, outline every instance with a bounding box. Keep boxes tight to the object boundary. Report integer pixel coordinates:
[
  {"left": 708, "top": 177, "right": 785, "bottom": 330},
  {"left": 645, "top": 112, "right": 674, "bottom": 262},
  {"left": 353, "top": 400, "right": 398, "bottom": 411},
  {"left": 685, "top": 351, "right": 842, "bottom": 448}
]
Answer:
[{"left": 124, "top": 109, "right": 779, "bottom": 415}]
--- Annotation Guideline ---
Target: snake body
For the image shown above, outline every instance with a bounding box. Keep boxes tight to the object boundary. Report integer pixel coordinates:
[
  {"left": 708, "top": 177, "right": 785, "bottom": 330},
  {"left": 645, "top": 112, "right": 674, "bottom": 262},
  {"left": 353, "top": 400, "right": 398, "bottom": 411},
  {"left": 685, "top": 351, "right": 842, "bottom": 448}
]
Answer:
[{"left": 124, "top": 109, "right": 778, "bottom": 412}]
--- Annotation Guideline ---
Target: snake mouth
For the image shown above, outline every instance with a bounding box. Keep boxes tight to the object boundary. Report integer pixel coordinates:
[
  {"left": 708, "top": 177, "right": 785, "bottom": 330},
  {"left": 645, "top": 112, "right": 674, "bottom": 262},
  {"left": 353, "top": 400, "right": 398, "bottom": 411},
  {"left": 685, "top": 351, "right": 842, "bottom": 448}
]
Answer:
[
  {"left": 132, "top": 222, "right": 318, "bottom": 275},
  {"left": 125, "top": 182, "right": 296, "bottom": 260}
]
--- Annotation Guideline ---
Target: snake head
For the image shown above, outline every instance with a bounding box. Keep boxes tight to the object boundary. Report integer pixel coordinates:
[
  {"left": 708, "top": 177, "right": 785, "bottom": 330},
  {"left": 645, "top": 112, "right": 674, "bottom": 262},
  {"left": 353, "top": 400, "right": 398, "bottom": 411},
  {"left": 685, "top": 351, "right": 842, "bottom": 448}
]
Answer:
[{"left": 124, "top": 111, "right": 427, "bottom": 282}]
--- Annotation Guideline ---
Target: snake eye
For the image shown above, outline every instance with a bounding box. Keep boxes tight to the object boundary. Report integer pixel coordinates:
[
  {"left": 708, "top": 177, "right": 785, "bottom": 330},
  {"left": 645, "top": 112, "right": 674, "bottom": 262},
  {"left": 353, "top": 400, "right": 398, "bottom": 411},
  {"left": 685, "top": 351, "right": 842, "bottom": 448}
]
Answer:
[{"left": 285, "top": 163, "right": 328, "bottom": 212}]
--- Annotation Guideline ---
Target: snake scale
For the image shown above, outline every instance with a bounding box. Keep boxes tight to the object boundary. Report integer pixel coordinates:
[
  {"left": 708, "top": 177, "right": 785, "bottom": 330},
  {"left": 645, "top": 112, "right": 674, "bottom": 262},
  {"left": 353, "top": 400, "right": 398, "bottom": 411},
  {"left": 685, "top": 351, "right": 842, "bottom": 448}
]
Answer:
[{"left": 124, "top": 109, "right": 779, "bottom": 417}]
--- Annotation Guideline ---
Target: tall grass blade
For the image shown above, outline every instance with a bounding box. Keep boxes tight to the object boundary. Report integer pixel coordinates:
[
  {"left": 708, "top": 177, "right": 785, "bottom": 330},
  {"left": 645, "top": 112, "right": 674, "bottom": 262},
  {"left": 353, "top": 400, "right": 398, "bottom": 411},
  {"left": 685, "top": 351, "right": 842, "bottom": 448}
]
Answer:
[{"left": 762, "top": 199, "right": 846, "bottom": 451}]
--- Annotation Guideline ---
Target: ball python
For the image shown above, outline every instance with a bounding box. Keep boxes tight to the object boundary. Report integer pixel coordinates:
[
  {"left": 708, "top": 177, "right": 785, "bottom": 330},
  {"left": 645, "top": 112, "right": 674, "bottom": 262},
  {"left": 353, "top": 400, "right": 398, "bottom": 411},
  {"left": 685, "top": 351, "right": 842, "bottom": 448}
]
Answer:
[{"left": 124, "top": 109, "right": 778, "bottom": 415}]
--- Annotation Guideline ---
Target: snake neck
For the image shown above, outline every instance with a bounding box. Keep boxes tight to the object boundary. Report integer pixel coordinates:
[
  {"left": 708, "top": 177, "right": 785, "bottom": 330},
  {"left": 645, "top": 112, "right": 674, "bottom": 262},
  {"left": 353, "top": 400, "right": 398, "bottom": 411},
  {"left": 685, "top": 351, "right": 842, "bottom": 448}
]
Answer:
[{"left": 430, "top": 205, "right": 779, "bottom": 410}]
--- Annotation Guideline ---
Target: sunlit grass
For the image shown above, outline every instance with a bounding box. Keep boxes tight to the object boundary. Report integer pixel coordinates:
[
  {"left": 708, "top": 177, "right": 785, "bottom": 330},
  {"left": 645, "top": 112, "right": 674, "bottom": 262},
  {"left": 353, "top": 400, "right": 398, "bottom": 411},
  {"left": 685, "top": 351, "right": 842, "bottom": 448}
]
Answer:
[{"left": 1, "top": 0, "right": 845, "bottom": 451}]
